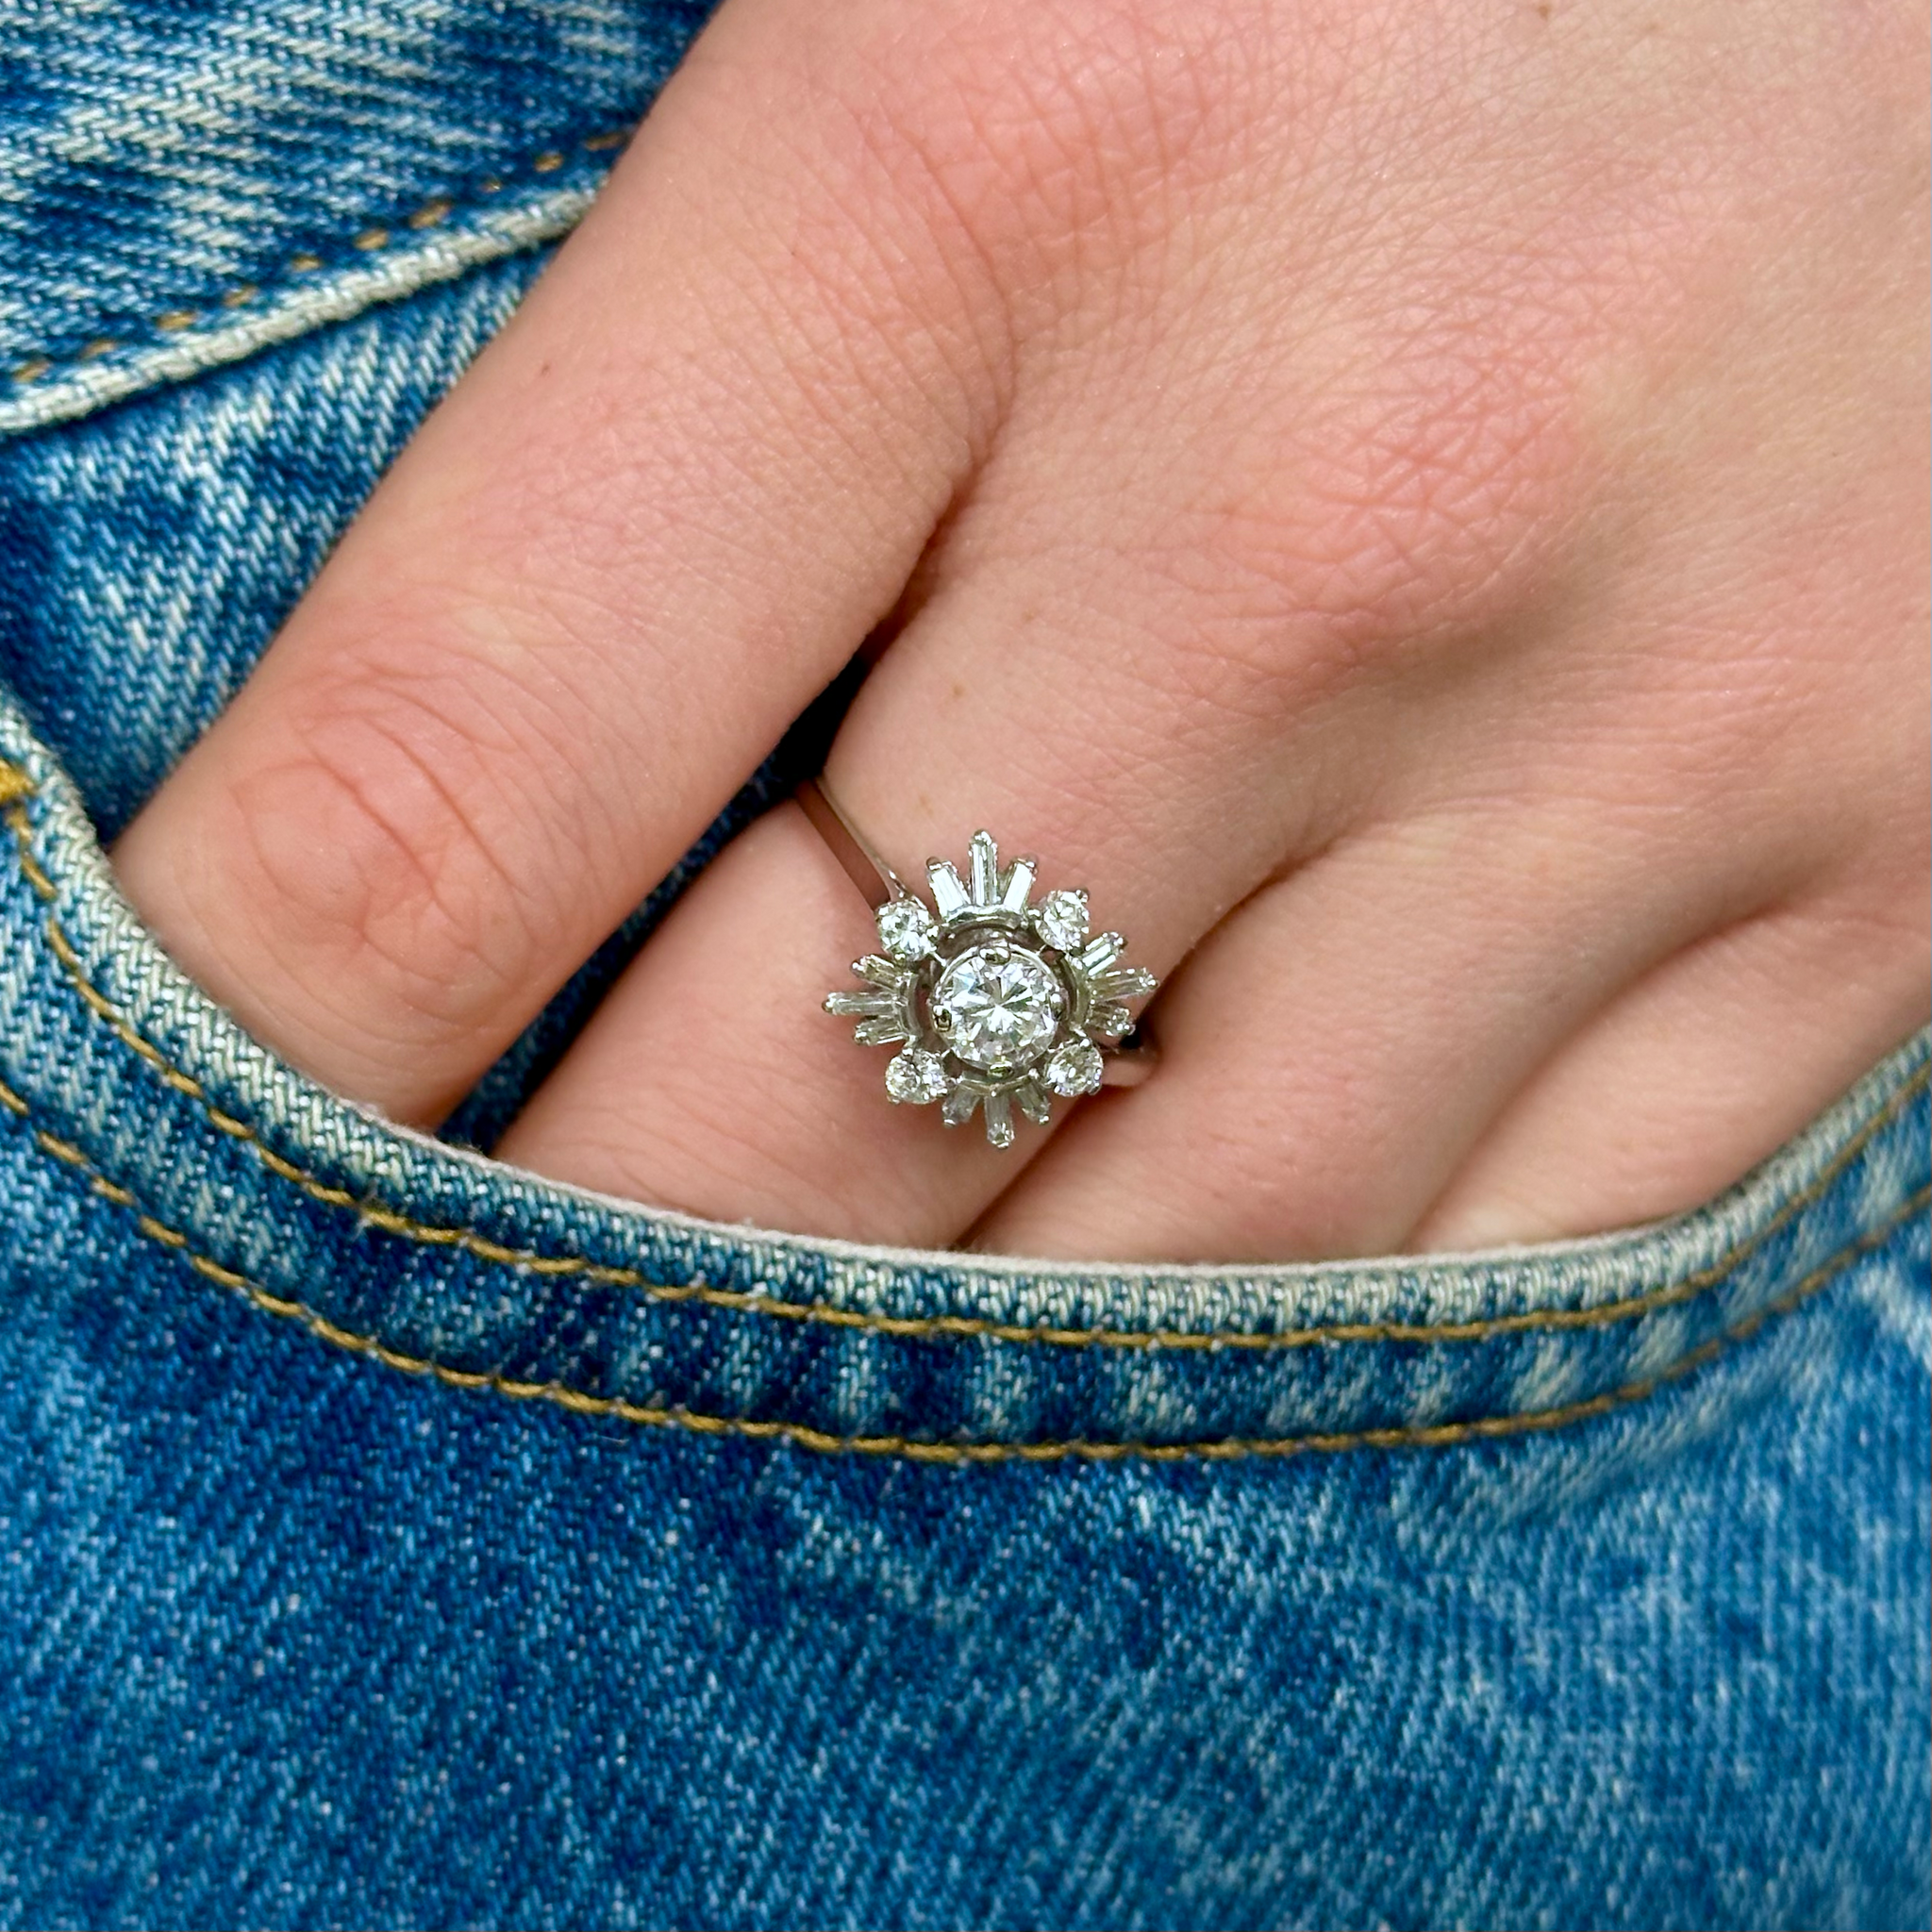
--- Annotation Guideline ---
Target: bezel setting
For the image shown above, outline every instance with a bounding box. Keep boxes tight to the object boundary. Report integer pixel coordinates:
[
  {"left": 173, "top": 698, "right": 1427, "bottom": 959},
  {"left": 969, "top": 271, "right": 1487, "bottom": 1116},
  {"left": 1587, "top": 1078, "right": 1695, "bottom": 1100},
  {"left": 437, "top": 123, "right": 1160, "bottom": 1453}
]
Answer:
[{"left": 824, "top": 830, "right": 1158, "bottom": 1146}]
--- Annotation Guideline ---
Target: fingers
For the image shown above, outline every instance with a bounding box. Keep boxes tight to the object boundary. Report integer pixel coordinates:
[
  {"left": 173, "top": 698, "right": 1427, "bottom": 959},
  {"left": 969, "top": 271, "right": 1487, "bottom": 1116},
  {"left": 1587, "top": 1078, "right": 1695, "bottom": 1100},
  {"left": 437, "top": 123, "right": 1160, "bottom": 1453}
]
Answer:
[
  {"left": 488, "top": 540, "right": 1332, "bottom": 1240},
  {"left": 102, "top": 0, "right": 1927, "bottom": 1270},
  {"left": 484, "top": 267, "right": 1585, "bottom": 1243},
  {"left": 968, "top": 741, "right": 1931, "bottom": 1264},
  {"left": 110, "top": 3, "right": 1000, "bottom": 1124},
  {"left": 1407, "top": 887, "right": 1932, "bottom": 1250},
  {"left": 962, "top": 796, "right": 1782, "bottom": 1263},
  {"left": 486, "top": 181, "right": 1593, "bottom": 1242},
  {"left": 491, "top": 802, "right": 1026, "bottom": 1241}
]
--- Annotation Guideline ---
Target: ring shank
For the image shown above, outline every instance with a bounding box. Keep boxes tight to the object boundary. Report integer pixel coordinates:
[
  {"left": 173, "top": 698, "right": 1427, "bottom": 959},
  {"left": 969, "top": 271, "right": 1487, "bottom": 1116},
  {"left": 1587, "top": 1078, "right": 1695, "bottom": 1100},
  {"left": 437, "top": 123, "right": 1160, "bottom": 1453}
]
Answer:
[{"left": 796, "top": 775, "right": 910, "bottom": 903}]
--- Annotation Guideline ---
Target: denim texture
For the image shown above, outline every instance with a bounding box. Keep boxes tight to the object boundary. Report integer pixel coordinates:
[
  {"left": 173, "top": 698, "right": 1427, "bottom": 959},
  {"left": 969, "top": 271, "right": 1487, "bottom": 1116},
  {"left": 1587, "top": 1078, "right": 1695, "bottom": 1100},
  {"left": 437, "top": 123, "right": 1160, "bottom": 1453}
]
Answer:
[
  {"left": 0, "top": 5, "right": 1926, "bottom": 1929},
  {"left": 0, "top": 0, "right": 718, "bottom": 433}
]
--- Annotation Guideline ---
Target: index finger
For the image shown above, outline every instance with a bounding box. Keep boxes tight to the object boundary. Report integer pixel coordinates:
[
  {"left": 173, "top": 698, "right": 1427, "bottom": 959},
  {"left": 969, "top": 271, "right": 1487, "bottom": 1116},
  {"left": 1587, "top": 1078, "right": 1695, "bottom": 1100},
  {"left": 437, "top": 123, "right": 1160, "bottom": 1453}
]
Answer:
[{"left": 110, "top": 0, "right": 996, "bottom": 1123}]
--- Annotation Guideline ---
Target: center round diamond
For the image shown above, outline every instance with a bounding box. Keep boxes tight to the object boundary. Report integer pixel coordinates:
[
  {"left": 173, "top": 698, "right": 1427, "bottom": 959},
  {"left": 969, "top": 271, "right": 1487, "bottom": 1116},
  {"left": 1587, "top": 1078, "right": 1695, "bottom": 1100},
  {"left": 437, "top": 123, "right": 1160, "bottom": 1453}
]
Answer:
[{"left": 931, "top": 943, "right": 1063, "bottom": 1072}]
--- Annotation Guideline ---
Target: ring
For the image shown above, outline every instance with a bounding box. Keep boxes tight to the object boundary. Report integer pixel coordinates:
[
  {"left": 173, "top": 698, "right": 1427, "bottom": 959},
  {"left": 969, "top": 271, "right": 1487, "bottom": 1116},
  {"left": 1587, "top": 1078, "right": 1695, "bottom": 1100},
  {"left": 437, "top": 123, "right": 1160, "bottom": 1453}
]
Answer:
[{"left": 806, "top": 779, "right": 1158, "bottom": 1148}]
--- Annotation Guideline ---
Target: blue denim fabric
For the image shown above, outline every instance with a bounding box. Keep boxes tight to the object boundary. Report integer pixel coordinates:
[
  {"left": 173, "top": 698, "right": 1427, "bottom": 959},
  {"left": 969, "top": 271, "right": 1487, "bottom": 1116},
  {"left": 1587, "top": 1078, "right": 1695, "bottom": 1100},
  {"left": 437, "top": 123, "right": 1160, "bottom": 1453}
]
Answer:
[
  {"left": 0, "top": 5, "right": 1927, "bottom": 1929},
  {"left": 0, "top": 0, "right": 717, "bottom": 435}
]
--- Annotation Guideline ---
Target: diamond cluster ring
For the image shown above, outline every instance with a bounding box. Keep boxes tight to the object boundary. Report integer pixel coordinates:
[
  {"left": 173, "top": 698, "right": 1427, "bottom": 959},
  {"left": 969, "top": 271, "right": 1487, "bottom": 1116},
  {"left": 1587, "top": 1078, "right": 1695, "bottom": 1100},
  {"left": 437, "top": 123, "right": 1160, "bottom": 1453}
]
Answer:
[{"left": 808, "top": 781, "right": 1158, "bottom": 1148}]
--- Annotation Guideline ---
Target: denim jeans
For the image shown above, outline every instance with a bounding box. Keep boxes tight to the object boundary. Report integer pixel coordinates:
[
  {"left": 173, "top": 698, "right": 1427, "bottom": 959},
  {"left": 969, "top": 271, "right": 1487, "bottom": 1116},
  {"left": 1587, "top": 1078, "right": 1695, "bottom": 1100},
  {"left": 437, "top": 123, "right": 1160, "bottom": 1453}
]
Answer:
[{"left": 0, "top": 5, "right": 1926, "bottom": 1928}]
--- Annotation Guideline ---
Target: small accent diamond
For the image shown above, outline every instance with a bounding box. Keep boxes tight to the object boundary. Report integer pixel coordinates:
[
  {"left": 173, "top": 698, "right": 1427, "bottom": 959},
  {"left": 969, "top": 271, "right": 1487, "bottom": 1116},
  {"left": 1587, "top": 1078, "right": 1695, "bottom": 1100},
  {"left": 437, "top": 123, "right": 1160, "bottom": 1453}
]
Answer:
[
  {"left": 875, "top": 896, "right": 936, "bottom": 962},
  {"left": 1033, "top": 888, "right": 1090, "bottom": 952},
  {"left": 1044, "top": 1037, "right": 1104, "bottom": 1097},
  {"left": 884, "top": 1047, "right": 950, "bottom": 1105}
]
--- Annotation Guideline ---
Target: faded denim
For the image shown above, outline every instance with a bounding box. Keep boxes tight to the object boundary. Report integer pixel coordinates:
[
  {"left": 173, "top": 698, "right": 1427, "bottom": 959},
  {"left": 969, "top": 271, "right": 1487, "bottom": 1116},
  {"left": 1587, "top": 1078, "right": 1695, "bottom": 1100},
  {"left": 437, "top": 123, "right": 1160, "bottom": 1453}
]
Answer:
[{"left": 0, "top": 4, "right": 1926, "bottom": 1928}]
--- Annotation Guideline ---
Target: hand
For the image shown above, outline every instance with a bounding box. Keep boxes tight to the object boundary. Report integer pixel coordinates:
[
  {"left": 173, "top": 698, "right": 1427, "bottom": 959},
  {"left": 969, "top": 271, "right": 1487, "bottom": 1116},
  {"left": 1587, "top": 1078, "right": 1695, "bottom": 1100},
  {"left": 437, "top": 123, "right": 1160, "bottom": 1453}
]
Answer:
[{"left": 111, "top": 0, "right": 1929, "bottom": 1260}]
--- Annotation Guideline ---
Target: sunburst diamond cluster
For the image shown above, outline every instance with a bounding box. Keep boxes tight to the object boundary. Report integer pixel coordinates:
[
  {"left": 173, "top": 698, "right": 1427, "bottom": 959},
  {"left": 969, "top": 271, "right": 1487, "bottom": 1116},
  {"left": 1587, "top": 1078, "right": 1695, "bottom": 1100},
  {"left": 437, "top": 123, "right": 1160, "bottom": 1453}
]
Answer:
[{"left": 824, "top": 831, "right": 1157, "bottom": 1147}]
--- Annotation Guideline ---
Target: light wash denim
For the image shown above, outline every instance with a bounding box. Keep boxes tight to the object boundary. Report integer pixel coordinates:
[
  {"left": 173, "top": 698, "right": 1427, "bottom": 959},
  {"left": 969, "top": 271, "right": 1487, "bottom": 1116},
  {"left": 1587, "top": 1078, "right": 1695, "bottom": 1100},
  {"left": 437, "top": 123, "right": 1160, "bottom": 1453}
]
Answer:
[{"left": 0, "top": 4, "right": 1926, "bottom": 1928}]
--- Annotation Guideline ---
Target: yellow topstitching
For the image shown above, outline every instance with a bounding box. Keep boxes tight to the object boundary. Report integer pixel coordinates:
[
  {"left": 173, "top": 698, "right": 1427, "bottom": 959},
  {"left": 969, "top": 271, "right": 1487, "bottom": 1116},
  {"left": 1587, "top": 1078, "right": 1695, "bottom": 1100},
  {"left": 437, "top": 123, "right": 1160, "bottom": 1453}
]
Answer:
[
  {"left": 0, "top": 758, "right": 1924, "bottom": 1355},
  {"left": 5, "top": 127, "right": 633, "bottom": 388},
  {"left": 0, "top": 1058, "right": 1921, "bottom": 1464}
]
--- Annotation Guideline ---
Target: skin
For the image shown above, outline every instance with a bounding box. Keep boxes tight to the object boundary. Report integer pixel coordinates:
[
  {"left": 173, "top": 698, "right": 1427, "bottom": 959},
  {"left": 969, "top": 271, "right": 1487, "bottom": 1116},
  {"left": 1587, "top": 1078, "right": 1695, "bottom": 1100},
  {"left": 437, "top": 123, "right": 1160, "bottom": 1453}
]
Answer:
[{"left": 110, "top": 0, "right": 1928, "bottom": 1262}]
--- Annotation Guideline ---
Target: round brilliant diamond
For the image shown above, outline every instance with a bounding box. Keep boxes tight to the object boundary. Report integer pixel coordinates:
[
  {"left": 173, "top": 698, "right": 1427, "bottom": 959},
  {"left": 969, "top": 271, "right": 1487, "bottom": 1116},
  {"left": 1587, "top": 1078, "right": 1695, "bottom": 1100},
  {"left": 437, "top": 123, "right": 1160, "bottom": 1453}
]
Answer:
[
  {"left": 932, "top": 944, "right": 1063, "bottom": 1072},
  {"left": 884, "top": 1047, "right": 950, "bottom": 1105},
  {"left": 1043, "top": 1036, "right": 1105, "bottom": 1097},
  {"left": 1033, "top": 889, "right": 1090, "bottom": 952},
  {"left": 876, "top": 897, "right": 936, "bottom": 962}
]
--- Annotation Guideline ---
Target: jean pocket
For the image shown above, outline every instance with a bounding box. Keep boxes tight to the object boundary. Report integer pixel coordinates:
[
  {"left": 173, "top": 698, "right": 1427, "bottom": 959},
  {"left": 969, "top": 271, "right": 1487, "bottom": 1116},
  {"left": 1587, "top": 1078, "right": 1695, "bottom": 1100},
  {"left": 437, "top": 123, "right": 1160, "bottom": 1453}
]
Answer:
[
  {"left": 0, "top": 706, "right": 1924, "bottom": 1463},
  {"left": 0, "top": 702, "right": 1927, "bottom": 1932}
]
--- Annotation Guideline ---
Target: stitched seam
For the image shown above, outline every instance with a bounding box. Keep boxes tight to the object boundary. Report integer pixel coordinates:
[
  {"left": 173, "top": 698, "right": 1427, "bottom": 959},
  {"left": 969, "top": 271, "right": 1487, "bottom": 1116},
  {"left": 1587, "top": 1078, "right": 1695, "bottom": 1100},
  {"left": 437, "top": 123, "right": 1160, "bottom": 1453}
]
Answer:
[
  {"left": 2, "top": 1063, "right": 1920, "bottom": 1464},
  {"left": 4, "top": 126, "right": 633, "bottom": 388},
  {"left": 2, "top": 761, "right": 1924, "bottom": 1351}
]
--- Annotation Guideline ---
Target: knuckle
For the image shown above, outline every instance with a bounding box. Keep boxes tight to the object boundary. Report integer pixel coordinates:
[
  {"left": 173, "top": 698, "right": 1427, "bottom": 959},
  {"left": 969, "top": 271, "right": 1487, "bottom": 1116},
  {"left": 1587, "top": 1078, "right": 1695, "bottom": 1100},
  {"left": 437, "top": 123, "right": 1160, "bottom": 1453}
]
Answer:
[
  {"left": 219, "top": 666, "right": 550, "bottom": 1056},
  {"left": 818, "top": 0, "right": 1272, "bottom": 281},
  {"left": 1132, "top": 348, "right": 1582, "bottom": 720},
  {"left": 1267, "top": 369, "right": 1570, "bottom": 626},
  {"left": 1284, "top": 373, "right": 1575, "bottom": 636}
]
